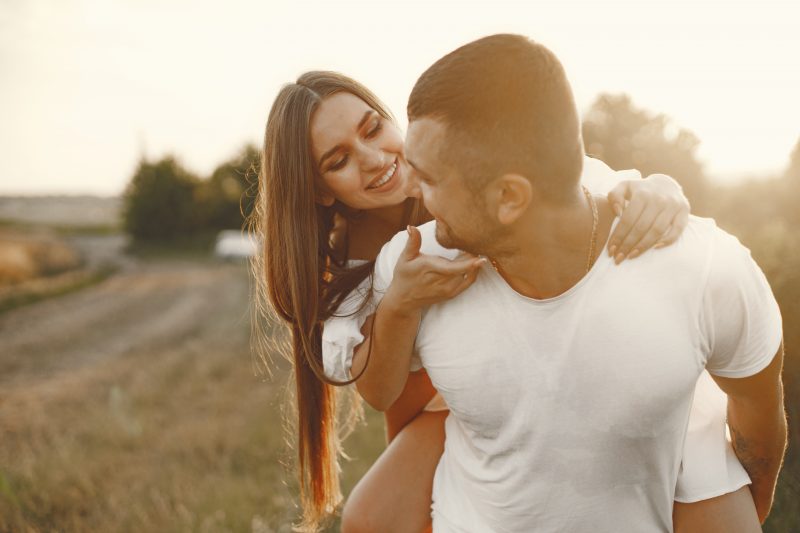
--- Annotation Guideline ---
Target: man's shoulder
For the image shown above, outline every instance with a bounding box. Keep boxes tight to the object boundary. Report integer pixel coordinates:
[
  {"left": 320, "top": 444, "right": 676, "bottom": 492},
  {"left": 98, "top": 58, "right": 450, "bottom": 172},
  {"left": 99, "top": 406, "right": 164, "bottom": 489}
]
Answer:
[
  {"left": 373, "top": 221, "right": 461, "bottom": 286},
  {"left": 608, "top": 216, "right": 739, "bottom": 289},
  {"left": 654, "top": 215, "right": 734, "bottom": 258},
  {"left": 648, "top": 215, "right": 761, "bottom": 291},
  {"left": 681, "top": 216, "right": 750, "bottom": 260},
  {"left": 683, "top": 214, "right": 720, "bottom": 238}
]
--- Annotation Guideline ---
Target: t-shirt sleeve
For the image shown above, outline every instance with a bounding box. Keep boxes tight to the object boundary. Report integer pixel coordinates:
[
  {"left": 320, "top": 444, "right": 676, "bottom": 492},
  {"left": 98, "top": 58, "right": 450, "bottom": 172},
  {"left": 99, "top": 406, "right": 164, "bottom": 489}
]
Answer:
[
  {"left": 700, "top": 229, "right": 783, "bottom": 378},
  {"left": 320, "top": 229, "right": 414, "bottom": 381},
  {"left": 372, "top": 227, "right": 410, "bottom": 294},
  {"left": 580, "top": 156, "right": 642, "bottom": 195},
  {"left": 321, "top": 275, "right": 377, "bottom": 382}
]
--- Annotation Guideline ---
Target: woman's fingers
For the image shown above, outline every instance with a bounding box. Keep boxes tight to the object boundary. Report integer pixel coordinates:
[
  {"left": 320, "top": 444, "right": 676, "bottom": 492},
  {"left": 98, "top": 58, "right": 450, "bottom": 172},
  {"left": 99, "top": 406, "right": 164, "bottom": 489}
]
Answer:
[
  {"left": 606, "top": 180, "right": 633, "bottom": 217},
  {"left": 619, "top": 209, "right": 675, "bottom": 259},
  {"left": 607, "top": 195, "right": 647, "bottom": 257},
  {"left": 656, "top": 210, "right": 689, "bottom": 248},
  {"left": 611, "top": 191, "right": 688, "bottom": 261},
  {"left": 392, "top": 252, "right": 486, "bottom": 308},
  {"left": 401, "top": 225, "right": 423, "bottom": 260},
  {"left": 614, "top": 201, "right": 674, "bottom": 262},
  {"left": 439, "top": 263, "right": 482, "bottom": 299},
  {"left": 425, "top": 255, "right": 484, "bottom": 276},
  {"left": 606, "top": 173, "right": 691, "bottom": 259}
]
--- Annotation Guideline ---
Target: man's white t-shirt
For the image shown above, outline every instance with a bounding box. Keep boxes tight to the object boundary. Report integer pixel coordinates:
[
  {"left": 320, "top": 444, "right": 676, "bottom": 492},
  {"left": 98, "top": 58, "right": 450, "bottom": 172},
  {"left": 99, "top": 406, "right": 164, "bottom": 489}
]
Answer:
[
  {"left": 369, "top": 217, "right": 781, "bottom": 532},
  {"left": 322, "top": 157, "right": 639, "bottom": 379}
]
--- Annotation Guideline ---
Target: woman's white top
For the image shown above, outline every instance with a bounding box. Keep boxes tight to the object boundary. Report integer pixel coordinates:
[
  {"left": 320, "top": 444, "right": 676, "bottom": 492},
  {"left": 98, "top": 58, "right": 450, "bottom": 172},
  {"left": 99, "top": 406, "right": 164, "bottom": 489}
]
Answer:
[{"left": 321, "top": 156, "right": 750, "bottom": 501}]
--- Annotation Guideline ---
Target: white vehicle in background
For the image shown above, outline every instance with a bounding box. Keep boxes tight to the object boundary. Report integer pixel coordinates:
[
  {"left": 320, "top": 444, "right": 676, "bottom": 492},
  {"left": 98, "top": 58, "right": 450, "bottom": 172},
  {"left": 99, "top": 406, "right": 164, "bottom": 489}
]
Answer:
[{"left": 213, "top": 230, "right": 260, "bottom": 260}]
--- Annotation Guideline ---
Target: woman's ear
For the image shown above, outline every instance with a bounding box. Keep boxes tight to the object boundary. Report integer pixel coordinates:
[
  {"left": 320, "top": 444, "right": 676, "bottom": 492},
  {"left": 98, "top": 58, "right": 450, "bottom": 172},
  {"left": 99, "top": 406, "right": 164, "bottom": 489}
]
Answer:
[
  {"left": 314, "top": 180, "right": 336, "bottom": 206},
  {"left": 490, "top": 173, "right": 533, "bottom": 225},
  {"left": 315, "top": 192, "right": 335, "bottom": 207}
]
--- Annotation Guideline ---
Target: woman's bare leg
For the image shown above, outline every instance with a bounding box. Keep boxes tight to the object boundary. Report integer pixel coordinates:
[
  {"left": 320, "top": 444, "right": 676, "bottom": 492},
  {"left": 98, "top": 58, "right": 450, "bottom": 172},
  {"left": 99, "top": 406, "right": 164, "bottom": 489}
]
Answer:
[
  {"left": 340, "top": 409, "right": 446, "bottom": 533},
  {"left": 341, "top": 370, "right": 443, "bottom": 533},
  {"left": 384, "top": 369, "right": 439, "bottom": 442},
  {"left": 673, "top": 486, "right": 761, "bottom": 533}
]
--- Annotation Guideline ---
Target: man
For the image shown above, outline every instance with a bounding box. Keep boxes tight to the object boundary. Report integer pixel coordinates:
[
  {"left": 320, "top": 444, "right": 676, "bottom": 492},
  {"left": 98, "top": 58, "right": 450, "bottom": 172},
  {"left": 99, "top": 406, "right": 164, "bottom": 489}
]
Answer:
[{"left": 366, "top": 34, "right": 786, "bottom": 531}]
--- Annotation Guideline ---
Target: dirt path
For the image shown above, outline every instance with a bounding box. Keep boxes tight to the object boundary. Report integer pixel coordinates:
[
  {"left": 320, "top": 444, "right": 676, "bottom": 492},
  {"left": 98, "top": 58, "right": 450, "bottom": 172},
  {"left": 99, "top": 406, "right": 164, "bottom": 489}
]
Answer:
[
  {"left": 0, "top": 258, "right": 313, "bottom": 532},
  {"left": 0, "top": 255, "right": 385, "bottom": 532},
  {"left": 0, "top": 260, "right": 251, "bottom": 391}
]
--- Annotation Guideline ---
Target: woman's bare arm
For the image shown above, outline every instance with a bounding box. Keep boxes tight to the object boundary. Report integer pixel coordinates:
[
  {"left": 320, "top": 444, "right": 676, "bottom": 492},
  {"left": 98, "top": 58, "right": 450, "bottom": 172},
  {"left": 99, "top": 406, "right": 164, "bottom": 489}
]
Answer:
[{"left": 350, "top": 226, "right": 483, "bottom": 411}]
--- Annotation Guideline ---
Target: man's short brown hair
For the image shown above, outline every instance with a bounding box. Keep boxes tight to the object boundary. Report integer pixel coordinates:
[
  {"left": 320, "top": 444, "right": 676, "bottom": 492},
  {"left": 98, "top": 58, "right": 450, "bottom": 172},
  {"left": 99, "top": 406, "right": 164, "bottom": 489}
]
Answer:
[{"left": 407, "top": 34, "right": 584, "bottom": 202}]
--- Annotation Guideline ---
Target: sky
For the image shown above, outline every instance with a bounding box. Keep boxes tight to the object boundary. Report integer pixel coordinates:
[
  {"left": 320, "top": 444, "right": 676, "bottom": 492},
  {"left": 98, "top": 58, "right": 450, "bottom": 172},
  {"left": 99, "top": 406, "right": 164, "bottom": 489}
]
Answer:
[{"left": 1, "top": 0, "right": 798, "bottom": 195}]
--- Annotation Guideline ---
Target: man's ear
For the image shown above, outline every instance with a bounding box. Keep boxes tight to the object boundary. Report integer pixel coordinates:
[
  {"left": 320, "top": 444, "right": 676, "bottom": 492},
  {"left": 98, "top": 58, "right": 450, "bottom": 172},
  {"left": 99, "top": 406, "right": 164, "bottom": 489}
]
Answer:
[{"left": 487, "top": 174, "right": 533, "bottom": 225}]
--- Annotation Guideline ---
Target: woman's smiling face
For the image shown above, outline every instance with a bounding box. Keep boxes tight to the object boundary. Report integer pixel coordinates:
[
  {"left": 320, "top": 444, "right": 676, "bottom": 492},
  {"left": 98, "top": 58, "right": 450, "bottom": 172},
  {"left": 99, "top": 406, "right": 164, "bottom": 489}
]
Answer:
[{"left": 310, "top": 92, "right": 408, "bottom": 210}]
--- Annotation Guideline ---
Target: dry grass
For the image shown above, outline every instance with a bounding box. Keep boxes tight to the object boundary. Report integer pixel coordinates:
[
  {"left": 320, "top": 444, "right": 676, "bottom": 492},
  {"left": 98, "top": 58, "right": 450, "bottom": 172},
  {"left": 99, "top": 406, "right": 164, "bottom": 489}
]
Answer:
[
  {"left": 0, "top": 230, "right": 82, "bottom": 286},
  {"left": 1, "top": 255, "right": 793, "bottom": 532},
  {"left": 0, "top": 261, "right": 386, "bottom": 532},
  {"left": 0, "top": 229, "right": 122, "bottom": 315}
]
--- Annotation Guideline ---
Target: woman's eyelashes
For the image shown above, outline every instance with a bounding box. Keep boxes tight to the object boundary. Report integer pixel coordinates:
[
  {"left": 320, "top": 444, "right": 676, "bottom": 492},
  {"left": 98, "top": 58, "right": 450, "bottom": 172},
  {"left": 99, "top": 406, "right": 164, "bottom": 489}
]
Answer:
[
  {"left": 328, "top": 155, "right": 348, "bottom": 171},
  {"left": 365, "top": 118, "right": 382, "bottom": 138},
  {"left": 326, "top": 119, "right": 384, "bottom": 173}
]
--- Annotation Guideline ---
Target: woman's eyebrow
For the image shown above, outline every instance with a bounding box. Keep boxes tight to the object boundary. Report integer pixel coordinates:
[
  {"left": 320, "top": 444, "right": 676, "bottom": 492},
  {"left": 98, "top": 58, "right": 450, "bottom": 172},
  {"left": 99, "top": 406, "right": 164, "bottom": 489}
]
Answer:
[{"left": 318, "top": 110, "right": 375, "bottom": 168}]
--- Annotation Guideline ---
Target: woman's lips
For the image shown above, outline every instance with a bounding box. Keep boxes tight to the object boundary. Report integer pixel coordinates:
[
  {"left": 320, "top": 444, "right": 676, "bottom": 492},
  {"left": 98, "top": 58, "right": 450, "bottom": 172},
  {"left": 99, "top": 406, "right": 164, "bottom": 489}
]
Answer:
[{"left": 366, "top": 160, "right": 399, "bottom": 191}]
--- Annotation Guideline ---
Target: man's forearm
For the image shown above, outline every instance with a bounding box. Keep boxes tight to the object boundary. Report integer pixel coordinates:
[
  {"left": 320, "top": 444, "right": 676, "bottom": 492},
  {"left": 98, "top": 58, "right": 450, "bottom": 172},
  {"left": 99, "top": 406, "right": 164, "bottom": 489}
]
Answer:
[
  {"left": 351, "top": 298, "right": 421, "bottom": 411},
  {"left": 727, "top": 393, "right": 788, "bottom": 523}
]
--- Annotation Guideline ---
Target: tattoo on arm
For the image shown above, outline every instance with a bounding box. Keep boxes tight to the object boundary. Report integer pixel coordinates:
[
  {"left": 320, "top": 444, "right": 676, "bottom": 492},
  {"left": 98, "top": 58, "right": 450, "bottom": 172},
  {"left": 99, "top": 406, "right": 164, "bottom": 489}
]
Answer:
[{"left": 729, "top": 423, "right": 771, "bottom": 481}]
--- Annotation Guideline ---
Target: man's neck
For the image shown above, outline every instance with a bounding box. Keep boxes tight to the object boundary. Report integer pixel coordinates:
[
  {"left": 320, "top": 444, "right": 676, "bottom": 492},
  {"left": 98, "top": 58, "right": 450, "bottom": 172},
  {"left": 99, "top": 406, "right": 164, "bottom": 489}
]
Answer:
[{"left": 492, "top": 193, "right": 615, "bottom": 300}]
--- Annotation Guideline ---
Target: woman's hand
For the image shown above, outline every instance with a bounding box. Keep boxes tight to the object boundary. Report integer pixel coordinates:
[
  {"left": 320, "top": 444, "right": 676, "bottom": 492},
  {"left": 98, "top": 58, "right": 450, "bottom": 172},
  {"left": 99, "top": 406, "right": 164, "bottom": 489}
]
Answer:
[
  {"left": 606, "top": 173, "right": 690, "bottom": 263},
  {"left": 351, "top": 225, "right": 484, "bottom": 411},
  {"left": 382, "top": 226, "right": 486, "bottom": 317}
]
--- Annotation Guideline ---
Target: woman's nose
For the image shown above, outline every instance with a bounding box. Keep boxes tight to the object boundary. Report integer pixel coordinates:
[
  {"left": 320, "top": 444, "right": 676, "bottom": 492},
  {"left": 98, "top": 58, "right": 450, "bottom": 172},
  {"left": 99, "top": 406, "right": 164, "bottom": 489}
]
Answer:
[{"left": 360, "top": 146, "right": 386, "bottom": 171}]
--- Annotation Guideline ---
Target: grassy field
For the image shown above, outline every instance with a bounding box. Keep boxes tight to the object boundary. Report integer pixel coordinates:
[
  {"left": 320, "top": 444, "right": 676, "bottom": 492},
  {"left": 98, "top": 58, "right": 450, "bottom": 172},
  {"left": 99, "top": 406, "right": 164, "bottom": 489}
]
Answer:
[
  {"left": 0, "top": 225, "right": 795, "bottom": 531},
  {"left": 0, "top": 258, "right": 386, "bottom": 532},
  {"left": 0, "top": 196, "right": 386, "bottom": 532}
]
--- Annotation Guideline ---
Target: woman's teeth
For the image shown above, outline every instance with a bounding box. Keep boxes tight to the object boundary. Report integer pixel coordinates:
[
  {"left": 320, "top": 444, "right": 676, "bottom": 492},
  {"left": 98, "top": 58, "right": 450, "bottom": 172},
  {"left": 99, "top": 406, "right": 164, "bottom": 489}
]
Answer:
[{"left": 368, "top": 162, "right": 397, "bottom": 190}]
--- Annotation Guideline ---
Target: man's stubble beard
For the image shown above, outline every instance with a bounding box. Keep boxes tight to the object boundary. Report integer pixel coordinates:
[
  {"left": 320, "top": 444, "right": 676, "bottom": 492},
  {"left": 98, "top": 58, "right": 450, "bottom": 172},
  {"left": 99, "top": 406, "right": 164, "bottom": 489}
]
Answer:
[{"left": 434, "top": 212, "right": 509, "bottom": 258}]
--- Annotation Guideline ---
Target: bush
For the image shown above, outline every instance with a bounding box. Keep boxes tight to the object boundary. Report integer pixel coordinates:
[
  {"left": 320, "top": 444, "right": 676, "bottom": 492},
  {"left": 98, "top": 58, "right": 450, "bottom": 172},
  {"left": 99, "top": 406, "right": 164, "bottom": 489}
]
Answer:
[
  {"left": 582, "top": 94, "right": 709, "bottom": 212},
  {"left": 194, "top": 145, "right": 259, "bottom": 232},
  {"left": 122, "top": 156, "right": 200, "bottom": 243},
  {"left": 122, "top": 146, "right": 259, "bottom": 244}
]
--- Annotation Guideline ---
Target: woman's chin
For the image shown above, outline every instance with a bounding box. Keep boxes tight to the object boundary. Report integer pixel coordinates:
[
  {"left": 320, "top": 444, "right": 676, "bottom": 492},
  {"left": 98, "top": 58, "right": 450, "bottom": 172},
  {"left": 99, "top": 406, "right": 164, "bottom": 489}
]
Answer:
[{"left": 369, "top": 187, "right": 409, "bottom": 209}]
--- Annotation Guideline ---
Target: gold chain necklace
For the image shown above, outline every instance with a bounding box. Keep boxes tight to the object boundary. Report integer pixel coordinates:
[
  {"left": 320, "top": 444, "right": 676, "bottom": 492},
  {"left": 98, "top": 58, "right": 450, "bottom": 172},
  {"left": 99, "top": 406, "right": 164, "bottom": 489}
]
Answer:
[{"left": 489, "top": 185, "right": 599, "bottom": 275}]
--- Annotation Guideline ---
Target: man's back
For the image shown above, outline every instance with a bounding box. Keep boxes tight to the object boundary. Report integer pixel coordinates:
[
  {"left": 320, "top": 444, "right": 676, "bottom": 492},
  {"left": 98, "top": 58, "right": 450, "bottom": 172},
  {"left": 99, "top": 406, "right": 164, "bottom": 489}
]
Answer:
[{"left": 373, "top": 217, "right": 781, "bottom": 532}]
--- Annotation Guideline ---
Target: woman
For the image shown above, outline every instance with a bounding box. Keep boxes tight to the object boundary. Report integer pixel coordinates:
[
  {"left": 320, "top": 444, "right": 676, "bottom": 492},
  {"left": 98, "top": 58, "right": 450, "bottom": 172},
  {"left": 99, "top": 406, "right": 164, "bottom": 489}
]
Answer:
[{"left": 251, "top": 71, "right": 759, "bottom": 532}]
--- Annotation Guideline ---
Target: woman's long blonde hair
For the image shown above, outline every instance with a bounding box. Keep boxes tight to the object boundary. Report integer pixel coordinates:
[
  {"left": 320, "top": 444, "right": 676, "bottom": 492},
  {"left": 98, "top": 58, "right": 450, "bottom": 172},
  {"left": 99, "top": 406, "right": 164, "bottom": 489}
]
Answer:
[{"left": 249, "top": 71, "right": 422, "bottom": 530}]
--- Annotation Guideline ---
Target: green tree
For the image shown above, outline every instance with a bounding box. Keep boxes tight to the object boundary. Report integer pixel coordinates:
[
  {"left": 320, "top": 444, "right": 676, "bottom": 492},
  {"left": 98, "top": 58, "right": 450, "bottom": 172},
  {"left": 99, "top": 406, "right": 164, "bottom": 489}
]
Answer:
[
  {"left": 709, "top": 137, "right": 800, "bottom": 533},
  {"left": 582, "top": 94, "right": 709, "bottom": 212},
  {"left": 122, "top": 156, "right": 200, "bottom": 242},
  {"left": 194, "top": 144, "right": 259, "bottom": 231}
]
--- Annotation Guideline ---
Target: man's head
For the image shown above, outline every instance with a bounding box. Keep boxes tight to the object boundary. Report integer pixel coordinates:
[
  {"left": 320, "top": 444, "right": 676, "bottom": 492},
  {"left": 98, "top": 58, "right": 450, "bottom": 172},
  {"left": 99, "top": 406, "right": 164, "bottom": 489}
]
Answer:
[{"left": 404, "top": 34, "right": 584, "bottom": 254}]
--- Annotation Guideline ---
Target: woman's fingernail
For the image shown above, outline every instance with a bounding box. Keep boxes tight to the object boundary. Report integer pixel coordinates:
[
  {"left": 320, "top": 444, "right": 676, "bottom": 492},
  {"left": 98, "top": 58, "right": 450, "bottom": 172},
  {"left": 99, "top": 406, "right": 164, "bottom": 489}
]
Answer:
[
  {"left": 613, "top": 204, "right": 622, "bottom": 217},
  {"left": 628, "top": 249, "right": 640, "bottom": 259},
  {"left": 608, "top": 244, "right": 617, "bottom": 257},
  {"left": 654, "top": 242, "right": 665, "bottom": 249},
  {"left": 615, "top": 253, "right": 625, "bottom": 264}
]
